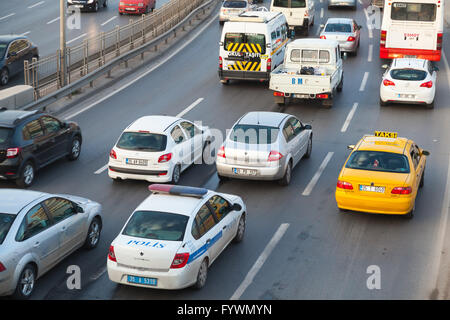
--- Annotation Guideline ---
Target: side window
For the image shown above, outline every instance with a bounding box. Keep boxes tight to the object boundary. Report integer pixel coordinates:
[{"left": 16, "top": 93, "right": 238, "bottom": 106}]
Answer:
[
  {"left": 288, "top": 117, "right": 302, "bottom": 135},
  {"left": 194, "top": 204, "right": 217, "bottom": 239},
  {"left": 208, "top": 195, "right": 232, "bottom": 221},
  {"left": 170, "top": 125, "right": 186, "bottom": 144},
  {"left": 7, "top": 40, "right": 20, "bottom": 56},
  {"left": 191, "top": 220, "right": 201, "bottom": 240},
  {"left": 16, "top": 204, "right": 51, "bottom": 241},
  {"left": 16, "top": 40, "right": 29, "bottom": 53},
  {"left": 410, "top": 147, "right": 419, "bottom": 169},
  {"left": 271, "top": 31, "right": 277, "bottom": 41},
  {"left": 276, "top": 27, "right": 281, "bottom": 38},
  {"left": 41, "top": 116, "right": 61, "bottom": 134},
  {"left": 282, "top": 122, "right": 295, "bottom": 142},
  {"left": 22, "top": 119, "right": 45, "bottom": 140},
  {"left": 180, "top": 121, "right": 195, "bottom": 139},
  {"left": 281, "top": 24, "right": 287, "bottom": 41},
  {"left": 43, "top": 198, "right": 76, "bottom": 224}
]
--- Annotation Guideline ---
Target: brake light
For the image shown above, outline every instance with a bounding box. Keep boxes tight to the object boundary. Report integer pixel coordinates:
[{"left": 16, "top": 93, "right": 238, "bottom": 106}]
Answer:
[
  {"left": 391, "top": 187, "right": 412, "bottom": 194},
  {"left": 273, "top": 91, "right": 284, "bottom": 97},
  {"left": 420, "top": 81, "right": 433, "bottom": 88},
  {"left": 380, "top": 30, "right": 387, "bottom": 47},
  {"left": 268, "top": 151, "right": 283, "bottom": 162},
  {"left": 320, "top": 35, "right": 326, "bottom": 39},
  {"left": 304, "top": 10, "right": 309, "bottom": 16},
  {"left": 170, "top": 252, "right": 189, "bottom": 269},
  {"left": 158, "top": 153, "right": 172, "bottom": 163},
  {"left": 347, "top": 36, "right": 356, "bottom": 42},
  {"left": 317, "top": 94, "right": 329, "bottom": 99},
  {"left": 383, "top": 79, "right": 395, "bottom": 86},
  {"left": 267, "top": 58, "right": 272, "bottom": 72},
  {"left": 0, "top": 262, "right": 5, "bottom": 272},
  {"left": 6, "top": 147, "right": 20, "bottom": 158},
  {"left": 337, "top": 180, "right": 353, "bottom": 190},
  {"left": 217, "top": 146, "right": 226, "bottom": 158},
  {"left": 109, "top": 149, "right": 117, "bottom": 159},
  {"left": 108, "top": 245, "right": 117, "bottom": 262},
  {"left": 219, "top": 56, "right": 223, "bottom": 69},
  {"left": 437, "top": 33, "right": 443, "bottom": 50}
]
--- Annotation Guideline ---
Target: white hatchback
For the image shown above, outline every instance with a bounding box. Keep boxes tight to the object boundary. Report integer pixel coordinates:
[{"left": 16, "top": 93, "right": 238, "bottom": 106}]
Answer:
[
  {"left": 108, "top": 116, "right": 211, "bottom": 184},
  {"left": 107, "top": 184, "right": 246, "bottom": 290},
  {"left": 380, "top": 58, "right": 438, "bottom": 109}
]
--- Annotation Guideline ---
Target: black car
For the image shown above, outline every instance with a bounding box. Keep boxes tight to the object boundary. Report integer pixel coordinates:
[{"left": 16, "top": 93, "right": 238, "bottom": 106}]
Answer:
[
  {"left": 0, "top": 109, "right": 82, "bottom": 188},
  {"left": 0, "top": 35, "right": 39, "bottom": 86},
  {"left": 67, "top": 0, "right": 108, "bottom": 12}
]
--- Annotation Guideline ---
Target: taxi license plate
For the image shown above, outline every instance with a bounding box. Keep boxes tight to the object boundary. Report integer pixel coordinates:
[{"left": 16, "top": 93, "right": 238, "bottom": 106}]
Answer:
[
  {"left": 233, "top": 168, "right": 257, "bottom": 176},
  {"left": 359, "top": 185, "right": 385, "bottom": 193},
  {"left": 127, "top": 275, "right": 157, "bottom": 286},
  {"left": 399, "top": 94, "right": 415, "bottom": 99},
  {"left": 126, "top": 158, "right": 148, "bottom": 166}
]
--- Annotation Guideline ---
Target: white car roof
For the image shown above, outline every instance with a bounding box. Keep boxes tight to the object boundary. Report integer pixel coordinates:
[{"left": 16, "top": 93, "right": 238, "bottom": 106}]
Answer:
[
  {"left": 135, "top": 193, "right": 209, "bottom": 217},
  {"left": 325, "top": 18, "right": 353, "bottom": 24},
  {"left": 0, "top": 189, "right": 47, "bottom": 215},
  {"left": 391, "top": 58, "right": 428, "bottom": 70},
  {"left": 125, "top": 116, "right": 181, "bottom": 134},
  {"left": 238, "top": 111, "right": 289, "bottom": 128},
  {"left": 288, "top": 38, "right": 339, "bottom": 50}
]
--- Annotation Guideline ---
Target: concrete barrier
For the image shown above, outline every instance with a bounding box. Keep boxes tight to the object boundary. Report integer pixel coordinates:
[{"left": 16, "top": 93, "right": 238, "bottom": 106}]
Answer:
[{"left": 0, "top": 85, "right": 34, "bottom": 110}]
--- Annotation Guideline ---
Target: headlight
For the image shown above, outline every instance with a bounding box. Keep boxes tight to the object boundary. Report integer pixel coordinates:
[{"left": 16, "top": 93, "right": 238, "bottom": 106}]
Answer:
[
  {"left": 138, "top": 3, "right": 144, "bottom": 6},
  {"left": 88, "top": 0, "right": 94, "bottom": 3}
]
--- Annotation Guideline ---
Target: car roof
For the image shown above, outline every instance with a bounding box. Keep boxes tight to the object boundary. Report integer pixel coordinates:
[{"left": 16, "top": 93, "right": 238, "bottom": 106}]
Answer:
[
  {"left": 391, "top": 58, "right": 427, "bottom": 70},
  {"left": 135, "top": 193, "right": 209, "bottom": 217},
  {"left": 325, "top": 18, "right": 353, "bottom": 24},
  {"left": 238, "top": 111, "right": 289, "bottom": 128},
  {"left": 0, "top": 189, "right": 47, "bottom": 215},
  {"left": 357, "top": 136, "right": 411, "bottom": 155},
  {"left": 289, "top": 38, "right": 339, "bottom": 49},
  {"left": 0, "top": 35, "right": 27, "bottom": 43},
  {"left": 0, "top": 109, "right": 39, "bottom": 127},
  {"left": 125, "top": 116, "right": 181, "bottom": 134}
]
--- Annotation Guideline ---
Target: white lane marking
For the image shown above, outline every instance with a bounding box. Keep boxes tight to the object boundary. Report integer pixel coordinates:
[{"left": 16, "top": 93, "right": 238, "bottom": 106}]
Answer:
[
  {"left": 101, "top": 16, "right": 117, "bottom": 27},
  {"left": 302, "top": 152, "right": 334, "bottom": 196},
  {"left": 368, "top": 44, "right": 373, "bottom": 62},
  {"left": 320, "top": 8, "right": 324, "bottom": 18},
  {"left": 64, "top": 12, "right": 220, "bottom": 121},
  {"left": 176, "top": 98, "right": 204, "bottom": 118},
  {"left": 359, "top": 72, "right": 369, "bottom": 91},
  {"left": 90, "top": 266, "right": 107, "bottom": 281},
  {"left": 94, "top": 164, "right": 109, "bottom": 175},
  {"left": 340, "top": 102, "right": 358, "bottom": 133},
  {"left": 67, "top": 33, "right": 87, "bottom": 45},
  {"left": 0, "top": 13, "right": 15, "bottom": 21},
  {"left": 28, "top": 1, "right": 45, "bottom": 9},
  {"left": 230, "top": 223, "right": 290, "bottom": 300},
  {"left": 21, "top": 31, "right": 31, "bottom": 36},
  {"left": 368, "top": 27, "right": 373, "bottom": 39},
  {"left": 47, "top": 17, "right": 60, "bottom": 24}
]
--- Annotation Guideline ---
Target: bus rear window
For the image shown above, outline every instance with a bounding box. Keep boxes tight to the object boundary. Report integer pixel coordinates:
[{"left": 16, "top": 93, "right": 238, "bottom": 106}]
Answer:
[
  {"left": 224, "top": 33, "right": 266, "bottom": 54},
  {"left": 273, "top": 0, "right": 306, "bottom": 8},
  {"left": 391, "top": 2, "right": 436, "bottom": 22}
]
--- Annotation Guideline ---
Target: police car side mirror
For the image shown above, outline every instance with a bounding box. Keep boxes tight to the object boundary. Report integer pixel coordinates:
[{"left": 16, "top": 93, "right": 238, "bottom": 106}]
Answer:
[
  {"left": 421, "top": 150, "right": 430, "bottom": 156},
  {"left": 231, "top": 203, "right": 242, "bottom": 211},
  {"left": 347, "top": 145, "right": 355, "bottom": 150}
]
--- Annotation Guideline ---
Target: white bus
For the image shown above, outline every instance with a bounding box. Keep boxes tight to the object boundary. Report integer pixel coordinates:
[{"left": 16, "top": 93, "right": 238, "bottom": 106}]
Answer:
[{"left": 380, "top": 0, "right": 444, "bottom": 61}]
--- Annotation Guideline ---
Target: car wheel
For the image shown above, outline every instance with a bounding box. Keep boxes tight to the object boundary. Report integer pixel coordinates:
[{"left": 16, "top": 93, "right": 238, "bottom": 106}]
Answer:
[
  {"left": 379, "top": 98, "right": 388, "bottom": 107},
  {"left": 16, "top": 161, "right": 35, "bottom": 188},
  {"left": 13, "top": 264, "right": 36, "bottom": 300},
  {"left": 233, "top": 214, "right": 246, "bottom": 243},
  {"left": 67, "top": 137, "right": 81, "bottom": 161},
  {"left": 0, "top": 68, "right": 9, "bottom": 86},
  {"left": 171, "top": 164, "right": 181, "bottom": 184},
  {"left": 304, "top": 136, "right": 312, "bottom": 159},
  {"left": 193, "top": 259, "right": 208, "bottom": 289},
  {"left": 337, "top": 76, "right": 343, "bottom": 92},
  {"left": 220, "top": 79, "right": 229, "bottom": 84},
  {"left": 217, "top": 173, "right": 229, "bottom": 182},
  {"left": 84, "top": 217, "right": 101, "bottom": 249},
  {"left": 419, "top": 170, "right": 424, "bottom": 188},
  {"left": 279, "top": 160, "right": 292, "bottom": 186},
  {"left": 93, "top": 1, "right": 99, "bottom": 12},
  {"left": 103, "top": 0, "right": 108, "bottom": 7}
]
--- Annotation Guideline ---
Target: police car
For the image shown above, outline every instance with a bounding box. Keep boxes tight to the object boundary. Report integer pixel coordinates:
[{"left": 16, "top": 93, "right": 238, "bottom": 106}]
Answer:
[{"left": 107, "top": 184, "right": 246, "bottom": 289}]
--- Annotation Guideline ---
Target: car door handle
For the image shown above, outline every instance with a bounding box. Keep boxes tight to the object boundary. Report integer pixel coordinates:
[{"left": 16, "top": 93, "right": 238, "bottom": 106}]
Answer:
[
  {"left": 33, "top": 241, "right": 40, "bottom": 248},
  {"left": 223, "top": 225, "right": 227, "bottom": 230},
  {"left": 61, "top": 226, "right": 66, "bottom": 231}
]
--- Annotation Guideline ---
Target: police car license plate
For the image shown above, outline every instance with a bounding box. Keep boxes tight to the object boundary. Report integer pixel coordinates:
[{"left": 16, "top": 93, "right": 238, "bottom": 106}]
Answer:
[
  {"left": 233, "top": 168, "right": 257, "bottom": 176},
  {"left": 126, "top": 158, "right": 148, "bottom": 166},
  {"left": 399, "top": 94, "right": 415, "bottom": 98},
  {"left": 359, "top": 185, "right": 385, "bottom": 193},
  {"left": 127, "top": 275, "right": 157, "bottom": 286}
]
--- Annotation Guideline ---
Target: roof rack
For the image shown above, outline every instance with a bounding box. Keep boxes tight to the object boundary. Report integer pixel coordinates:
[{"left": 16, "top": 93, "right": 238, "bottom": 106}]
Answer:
[
  {"left": 148, "top": 184, "right": 208, "bottom": 198},
  {"left": 228, "top": 11, "right": 281, "bottom": 23}
]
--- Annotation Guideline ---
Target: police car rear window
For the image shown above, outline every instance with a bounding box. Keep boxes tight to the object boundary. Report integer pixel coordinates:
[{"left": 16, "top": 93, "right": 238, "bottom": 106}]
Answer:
[
  {"left": 390, "top": 69, "right": 427, "bottom": 81},
  {"left": 117, "top": 132, "right": 167, "bottom": 152},
  {"left": 122, "top": 211, "right": 189, "bottom": 241},
  {"left": 0, "top": 128, "right": 11, "bottom": 144},
  {"left": 0, "top": 213, "right": 15, "bottom": 245},
  {"left": 345, "top": 151, "right": 410, "bottom": 173},
  {"left": 224, "top": 33, "right": 266, "bottom": 54},
  {"left": 230, "top": 124, "right": 279, "bottom": 145},
  {"left": 223, "top": 0, "right": 247, "bottom": 8},
  {"left": 273, "top": 0, "right": 306, "bottom": 8}
]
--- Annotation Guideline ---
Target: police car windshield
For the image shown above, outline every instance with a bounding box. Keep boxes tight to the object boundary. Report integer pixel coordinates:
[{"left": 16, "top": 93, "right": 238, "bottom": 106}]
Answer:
[
  {"left": 325, "top": 23, "right": 352, "bottom": 33},
  {"left": 229, "top": 124, "right": 279, "bottom": 145},
  {"left": 390, "top": 69, "right": 427, "bottom": 81},
  {"left": 273, "top": 0, "right": 306, "bottom": 8},
  {"left": 0, "top": 213, "right": 15, "bottom": 245},
  {"left": 117, "top": 132, "right": 167, "bottom": 152},
  {"left": 224, "top": 33, "right": 266, "bottom": 54},
  {"left": 345, "top": 151, "right": 410, "bottom": 173},
  {"left": 0, "top": 128, "right": 12, "bottom": 144},
  {"left": 122, "top": 211, "right": 189, "bottom": 241},
  {"left": 223, "top": 0, "right": 247, "bottom": 8}
]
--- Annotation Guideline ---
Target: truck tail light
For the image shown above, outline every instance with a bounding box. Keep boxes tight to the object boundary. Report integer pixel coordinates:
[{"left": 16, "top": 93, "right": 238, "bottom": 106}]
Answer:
[
  {"left": 437, "top": 33, "right": 443, "bottom": 50},
  {"left": 420, "top": 81, "right": 433, "bottom": 88},
  {"left": 108, "top": 245, "right": 117, "bottom": 262},
  {"left": 158, "top": 153, "right": 172, "bottom": 163},
  {"left": 391, "top": 187, "right": 412, "bottom": 194},
  {"left": 347, "top": 36, "right": 356, "bottom": 42},
  {"left": 383, "top": 79, "right": 395, "bottom": 86},
  {"left": 217, "top": 146, "right": 226, "bottom": 158},
  {"left": 317, "top": 94, "right": 329, "bottom": 99},
  {"left": 219, "top": 56, "right": 223, "bottom": 69},
  {"left": 109, "top": 149, "right": 117, "bottom": 159},
  {"left": 273, "top": 91, "right": 284, "bottom": 97},
  {"left": 267, "top": 58, "right": 272, "bottom": 72},
  {"left": 337, "top": 180, "right": 353, "bottom": 190},
  {"left": 268, "top": 151, "right": 283, "bottom": 162},
  {"left": 170, "top": 253, "right": 189, "bottom": 269},
  {"left": 380, "top": 30, "right": 387, "bottom": 47},
  {"left": 6, "top": 147, "right": 20, "bottom": 158}
]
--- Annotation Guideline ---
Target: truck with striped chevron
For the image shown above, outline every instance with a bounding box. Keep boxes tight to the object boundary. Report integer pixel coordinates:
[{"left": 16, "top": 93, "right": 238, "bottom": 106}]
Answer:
[{"left": 269, "top": 38, "right": 344, "bottom": 108}]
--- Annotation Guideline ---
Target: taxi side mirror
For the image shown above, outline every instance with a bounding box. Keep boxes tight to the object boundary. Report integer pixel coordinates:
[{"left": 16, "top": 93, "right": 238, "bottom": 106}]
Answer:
[
  {"left": 231, "top": 203, "right": 242, "bottom": 211},
  {"left": 421, "top": 150, "right": 430, "bottom": 156},
  {"left": 347, "top": 145, "right": 355, "bottom": 150}
]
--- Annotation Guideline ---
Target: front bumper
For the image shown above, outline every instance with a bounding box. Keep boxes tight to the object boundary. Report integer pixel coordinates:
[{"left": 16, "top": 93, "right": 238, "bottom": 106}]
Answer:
[
  {"left": 119, "top": 5, "right": 147, "bottom": 14},
  {"left": 219, "top": 70, "right": 269, "bottom": 81},
  {"left": 216, "top": 161, "right": 285, "bottom": 181}
]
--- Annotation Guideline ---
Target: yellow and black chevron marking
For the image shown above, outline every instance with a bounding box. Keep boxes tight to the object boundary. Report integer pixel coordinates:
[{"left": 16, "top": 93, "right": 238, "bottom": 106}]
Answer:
[
  {"left": 226, "top": 42, "right": 262, "bottom": 53},
  {"left": 228, "top": 61, "right": 261, "bottom": 71}
]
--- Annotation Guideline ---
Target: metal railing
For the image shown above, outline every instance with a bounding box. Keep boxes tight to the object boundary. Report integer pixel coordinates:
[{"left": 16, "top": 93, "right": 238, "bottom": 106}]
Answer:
[{"left": 24, "top": 0, "right": 207, "bottom": 100}]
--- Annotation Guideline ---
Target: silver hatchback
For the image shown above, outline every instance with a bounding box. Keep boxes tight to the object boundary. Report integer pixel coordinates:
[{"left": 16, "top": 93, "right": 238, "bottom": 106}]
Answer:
[
  {"left": 0, "top": 189, "right": 102, "bottom": 299},
  {"left": 216, "top": 112, "right": 313, "bottom": 186},
  {"left": 320, "top": 18, "right": 361, "bottom": 55}
]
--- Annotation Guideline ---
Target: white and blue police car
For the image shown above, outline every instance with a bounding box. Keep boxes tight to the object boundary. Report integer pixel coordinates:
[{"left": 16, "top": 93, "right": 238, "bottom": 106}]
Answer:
[{"left": 107, "top": 184, "right": 246, "bottom": 289}]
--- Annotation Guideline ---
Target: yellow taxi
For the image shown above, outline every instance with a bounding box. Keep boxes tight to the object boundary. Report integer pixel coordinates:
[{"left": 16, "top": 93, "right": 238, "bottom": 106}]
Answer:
[{"left": 335, "top": 131, "right": 430, "bottom": 218}]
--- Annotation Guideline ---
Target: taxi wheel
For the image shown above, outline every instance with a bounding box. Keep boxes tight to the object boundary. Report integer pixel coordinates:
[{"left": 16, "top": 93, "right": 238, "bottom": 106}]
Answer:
[
  {"left": 103, "top": 0, "right": 108, "bottom": 7},
  {"left": 279, "top": 161, "right": 292, "bottom": 186},
  {"left": 194, "top": 259, "right": 208, "bottom": 290},
  {"left": 233, "top": 214, "right": 246, "bottom": 243},
  {"left": 405, "top": 204, "right": 415, "bottom": 219},
  {"left": 13, "top": 264, "right": 36, "bottom": 300},
  {"left": 419, "top": 170, "right": 424, "bottom": 188}
]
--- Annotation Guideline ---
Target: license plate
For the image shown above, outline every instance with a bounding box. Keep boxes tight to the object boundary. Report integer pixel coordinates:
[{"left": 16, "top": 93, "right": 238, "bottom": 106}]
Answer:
[
  {"left": 233, "top": 168, "right": 258, "bottom": 176},
  {"left": 125, "top": 7, "right": 135, "bottom": 10},
  {"left": 75, "top": 5, "right": 83, "bottom": 8},
  {"left": 399, "top": 94, "right": 415, "bottom": 99},
  {"left": 359, "top": 185, "right": 385, "bottom": 193},
  {"left": 293, "top": 94, "right": 309, "bottom": 99},
  {"left": 127, "top": 275, "right": 157, "bottom": 286},
  {"left": 126, "top": 158, "right": 148, "bottom": 166},
  {"left": 404, "top": 55, "right": 417, "bottom": 58}
]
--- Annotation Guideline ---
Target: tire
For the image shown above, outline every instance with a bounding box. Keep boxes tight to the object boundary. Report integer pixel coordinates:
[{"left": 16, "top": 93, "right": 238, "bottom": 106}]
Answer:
[
  {"left": 322, "top": 98, "right": 333, "bottom": 109},
  {"left": 202, "top": 140, "right": 211, "bottom": 163},
  {"left": 67, "top": 136, "right": 81, "bottom": 161},
  {"left": 379, "top": 98, "right": 388, "bottom": 107},
  {"left": 426, "top": 100, "right": 434, "bottom": 109},
  {"left": 404, "top": 207, "right": 414, "bottom": 219},
  {"left": 84, "top": 217, "right": 101, "bottom": 249},
  {"left": 337, "top": 77, "right": 343, "bottom": 92},
  {"left": 217, "top": 173, "right": 229, "bottom": 182},
  {"left": 193, "top": 259, "right": 208, "bottom": 289},
  {"left": 304, "top": 136, "right": 312, "bottom": 159},
  {"left": 103, "top": 0, "right": 108, "bottom": 7},
  {"left": 12, "top": 264, "right": 36, "bottom": 300},
  {"left": 171, "top": 164, "right": 181, "bottom": 184},
  {"left": 233, "top": 214, "right": 246, "bottom": 243},
  {"left": 0, "top": 68, "right": 9, "bottom": 86},
  {"left": 419, "top": 170, "right": 424, "bottom": 188},
  {"left": 16, "top": 161, "right": 35, "bottom": 188},
  {"left": 279, "top": 160, "right": 292, "bottom": 186},
  {"left": 93, "top": 1, "right": 99, "bottom": 12},
  {"left": 219, "top": 21, "right": 224, "bottom": 26}
]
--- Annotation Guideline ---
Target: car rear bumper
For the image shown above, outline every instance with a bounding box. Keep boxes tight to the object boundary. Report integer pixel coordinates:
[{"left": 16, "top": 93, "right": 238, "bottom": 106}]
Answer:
[
  {"left": 216, "top": 161, "right": 285, "bottom": 180},
  {"left": 339, "top": 40, "right": 358, "bottom": 52},
  {"left": 0, "top": 160, "right": 21, "bottom": 180},
  {"left": 380, "top": 47, "right": 442, "bottom": 62},
  {"left": 380, "top": 86, "right": 435, "bottom": 104},
  {"left": 0, "top": 273, "right": 15, "bottom": 297},
  {"left": 108, "top": 166, "right": 172, "bottom": 182},
  {"left": 219, "top": 70, "right": 269, "bottom": 81}
]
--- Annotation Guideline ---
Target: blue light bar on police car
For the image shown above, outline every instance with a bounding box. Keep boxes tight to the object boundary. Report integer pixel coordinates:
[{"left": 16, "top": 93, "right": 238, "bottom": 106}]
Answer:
[{"left": 148, "top": 184, "right": 208, "bottom": 198}]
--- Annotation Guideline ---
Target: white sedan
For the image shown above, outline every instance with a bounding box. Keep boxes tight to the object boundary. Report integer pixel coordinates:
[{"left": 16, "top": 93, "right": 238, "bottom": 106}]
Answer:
[
  {"left": 108, "top": 116, "right": 211, "bottom": 184},
  {"left": 380, "top": 58, "right": 438, "bottom": 109},
  {"left": 107, "top": 184, "right": 246, "bottom": 290}
]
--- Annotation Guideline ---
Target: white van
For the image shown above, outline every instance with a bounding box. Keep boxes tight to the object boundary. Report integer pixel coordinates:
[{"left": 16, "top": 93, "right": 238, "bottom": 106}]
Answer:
[
  {"left": 218, "top": 11, "right": 290, "bottom": 84},
  {"left": 270, "top": 0, "right": 315, "bottom": 35}
]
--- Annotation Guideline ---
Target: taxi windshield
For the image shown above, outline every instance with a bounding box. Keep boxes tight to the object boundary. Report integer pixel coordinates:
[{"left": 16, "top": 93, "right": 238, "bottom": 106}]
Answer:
[
  {"left": 117, "top": 132, "right": 167, "bottom": 152},
  {"left": 0, "top": 213, "right": 15, "bottom": 245},
  {"left": 345, "top": 151, "right": 410, "bottom": 173},
  {"left": 122, "top": 211, "right": 189, "bottom": 241}
]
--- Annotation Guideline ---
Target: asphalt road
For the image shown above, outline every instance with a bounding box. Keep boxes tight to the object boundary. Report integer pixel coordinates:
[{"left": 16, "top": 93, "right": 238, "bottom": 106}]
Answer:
[{"left": 1, "top": 0, "right": 450, "bottom": 300}]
